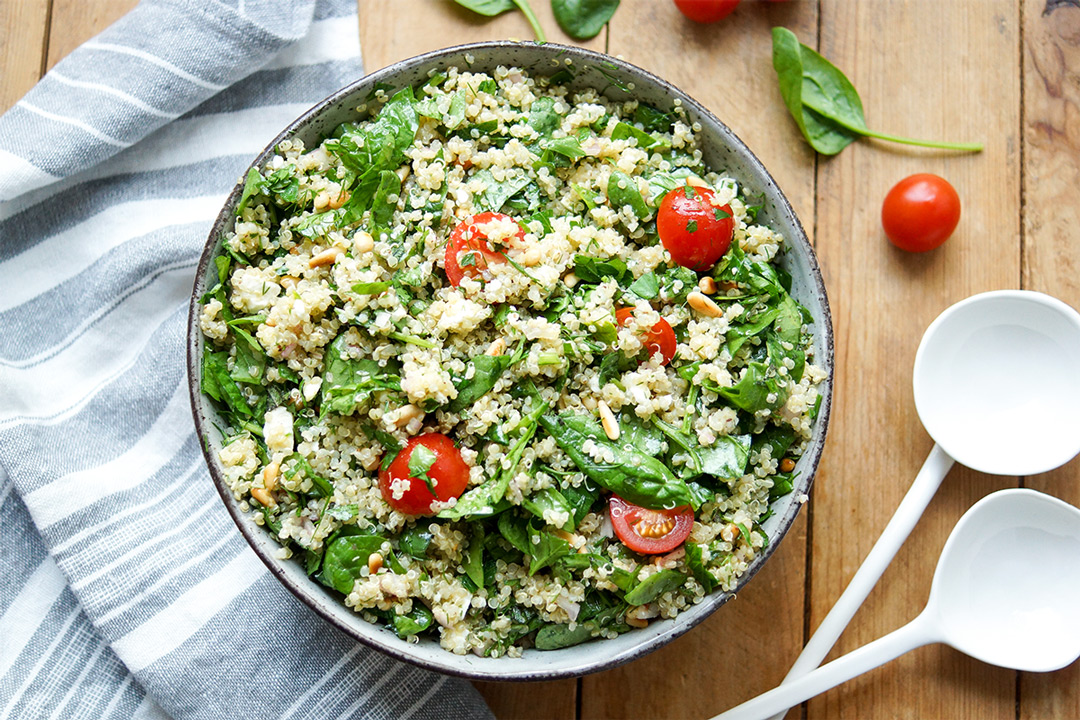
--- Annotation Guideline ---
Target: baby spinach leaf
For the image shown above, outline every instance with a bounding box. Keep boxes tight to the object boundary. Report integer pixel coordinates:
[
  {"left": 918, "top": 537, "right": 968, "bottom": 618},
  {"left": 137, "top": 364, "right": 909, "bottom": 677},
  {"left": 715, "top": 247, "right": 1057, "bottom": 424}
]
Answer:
[
  {"left": 597, "top": 350, "right": 632, "bottom": 386},
  {"left": 538, "top": 412, "right": 692, "bottom": 510},
  {"left": 449, "top": 341, "right": 526, "bottom": 413},
  {"left": 527, "top": 522, "right": 572, "bottom": 575},
  {"left": 473, "top": 169, "right": 532, "bottom": 213},
  {"left": 284, "top": 453, "right": 335, "bottom": 498},
  {"left": 322, "top": 533, "right": 385, "bottom": 594},
  {"left": 398, "top": 525, "right": 433, "bottom": 559},
  {"left": 686, "top": 481, "right": 714, "bottom": 510},
  {"left": 407, "top": 444, "right": 438, "bottom": 495},
  {"left": 464, "top": 527, "right": 486, "bottom": 588},
  {"left": 755, "top": 425, "right": 798, "bottom": 463},
  {"left": 497, "top": 511, "right": 531, "bottom": 555},
  {"left": 391, "top": 603, "right": 433, "bottom": 638},
  {"left": 293, "top": 210, "right": 336, "bottom": 239},
  {"left": 771, "top": 27, "right": 982, "bottom": 155},
  {"left": 572, "top": 254, "right": 627, "bottom": 284},
  {"left": 452, "top": 0, "right": 546, "bottom": 42},
  {"left": 684, "top": 542, "right": 717, "bottom": 593},
  {"left": 351, "top": 281, "right": 391, "bottom": 295},
  {"left": 697, "top": 434, "right": 751, "bottom": 480},
  {"left": 618, "top": 414, "right": 666, "bottom": 457},
  {"left": 534, "top": 605, "right": 625, "bottom": 650},
  {"left": 229, "top": 327, "right": 265, "bottom": 385},
  {"left": 607, "top": 169, "right": 651, "bottom": 220},
  {"left": 628, "top": 271, "right": 660, "bottom": 300},
  {"left": 624, "top": 569, "right": 686, "bottom": 605},
  {"left": 719, "top": 362, "right": 789, "bottom": 413},
  {"left": 370, "top": 170, "right": 401, "bottom": 228},
  {"left": 528, "top": 96, "right": 561, "bottom": 136},
  {"left": 522, "top": 487, "right": 575, "bottom": 531},
  {"left": 634, "top": 103, "right": 674, "bottom": 133},
  {"left": 552, "top": 0, "right": 620, "bottom": 39},
  {"left": 236, "top": 167, "right": 267, "bottom": 215},
  {"left": 611, "top": 121, "right": 665, "bottom": 150},
  {"left": 321, "top": 332, "right": 401, "bottom": 416},
  {"left": 560, "top": 479, "right": 600, "bottom": 526},
  {"left": 540, "top": 135, "right": 586, "bottom": 160},
  {"left": 646, "top": 167, "right": 695, "bottom": 202},
  {"left": 766, "top": 330, "right": 805, "bottom": 384},
  {"left": 445, "top": 91, "right": 467, "bottom": 130},
  {"left": 769, "top": 471, "right": 796, "bottom": 501},
  {"left": 658, "top": 265, "right": 698, "bottom": 303}
]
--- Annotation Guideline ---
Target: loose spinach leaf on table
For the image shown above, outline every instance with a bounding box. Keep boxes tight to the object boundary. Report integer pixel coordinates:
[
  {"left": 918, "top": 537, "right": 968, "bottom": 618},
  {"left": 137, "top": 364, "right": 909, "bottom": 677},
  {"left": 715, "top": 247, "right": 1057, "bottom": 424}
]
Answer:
[
  {"left": 538, "top": 412, "right": 693, "bottom": 510},
  {"left": 452, "top": 0, "right": 547, "bottom": 41},
  {"left": 771, "top": 27, "right": 982, "bottom": 155},
  {"left": 552, "top": 0, "right": 620, "bottom": 39}
]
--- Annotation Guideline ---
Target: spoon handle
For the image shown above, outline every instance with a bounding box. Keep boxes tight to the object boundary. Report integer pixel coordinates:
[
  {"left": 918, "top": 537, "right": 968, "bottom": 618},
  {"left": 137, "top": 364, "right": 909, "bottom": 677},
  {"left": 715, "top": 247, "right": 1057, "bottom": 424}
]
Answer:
[
  {"left": 712, "top": 613, "right": 938, "bottom": 720},
  {"left": 763, "top": 443, "right": 955, "bottom": 720}
]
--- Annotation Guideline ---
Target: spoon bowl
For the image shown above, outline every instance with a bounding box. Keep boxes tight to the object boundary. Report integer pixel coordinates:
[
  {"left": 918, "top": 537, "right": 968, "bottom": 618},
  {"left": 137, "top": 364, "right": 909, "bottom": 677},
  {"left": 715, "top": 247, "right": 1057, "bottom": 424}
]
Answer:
[
  {"left": 913, "top": 290, "right": 1080, "bottom": 476},
  {"left": 716, "top": 489, "right": 1080, "bottom": 720},
  {"left": 933, "top": 489, "right": 1080, "bottom": 672}
]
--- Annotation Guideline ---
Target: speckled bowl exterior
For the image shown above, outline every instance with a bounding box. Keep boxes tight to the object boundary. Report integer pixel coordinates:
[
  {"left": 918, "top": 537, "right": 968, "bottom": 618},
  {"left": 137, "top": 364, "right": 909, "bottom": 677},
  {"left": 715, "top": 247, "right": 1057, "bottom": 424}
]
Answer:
[{"left": 187, "top": 41, "right": 833, "bottom": 682}]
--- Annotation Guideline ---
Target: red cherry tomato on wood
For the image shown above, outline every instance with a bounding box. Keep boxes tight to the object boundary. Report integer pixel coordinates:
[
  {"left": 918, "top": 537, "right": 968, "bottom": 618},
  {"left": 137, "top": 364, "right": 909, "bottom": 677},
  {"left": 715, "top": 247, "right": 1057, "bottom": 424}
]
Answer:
[
  {"left": 881, "top": 173, "right": 961, "bottom": 253},
  {"left": 657, "top": 186, "right": 734, "bottom": 271},
  {"left": 615, "top": 307, "right": 677, "bottom": 366},
  {"left": 379, "top": 433, "right": 471, "bottom": 516},
  {"left": 673, "top": 0, "right": 741, "bottom": 23},
  {"left": 444, "top": 211, "right": 525, "bottom": 286},
  {"left": 609, "top": 496, "right": 694, "bottom": 555}
]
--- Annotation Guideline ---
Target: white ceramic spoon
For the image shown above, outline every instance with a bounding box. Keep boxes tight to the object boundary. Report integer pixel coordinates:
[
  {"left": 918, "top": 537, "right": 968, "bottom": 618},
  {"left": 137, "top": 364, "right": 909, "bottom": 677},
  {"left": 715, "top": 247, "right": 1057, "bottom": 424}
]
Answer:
[
  {"left": 764, "top": 289, "right": 1080, "bottom": 720},
  {"left": 714, "top": 488, "right": 1080, "bottom": 720}
]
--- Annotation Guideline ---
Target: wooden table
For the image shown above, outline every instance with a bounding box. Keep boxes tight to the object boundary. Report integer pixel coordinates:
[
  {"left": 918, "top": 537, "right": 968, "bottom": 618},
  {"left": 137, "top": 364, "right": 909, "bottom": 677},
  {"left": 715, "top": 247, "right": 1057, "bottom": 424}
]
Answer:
[{"left": 5, "top": 0, "right": 1079, "bottom": 717}]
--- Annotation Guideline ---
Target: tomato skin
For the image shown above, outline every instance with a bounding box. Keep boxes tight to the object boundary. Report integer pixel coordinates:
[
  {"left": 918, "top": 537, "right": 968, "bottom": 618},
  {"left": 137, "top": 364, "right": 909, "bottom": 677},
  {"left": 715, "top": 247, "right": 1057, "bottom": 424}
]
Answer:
[
  {"left": 609, "top": 496, "right": 694, "bottom": 555},
  {"left": 673, "top": 0, "right": 741, "bottom": 23},
  {"left": 379, "top": 433, "right": 471, "bottom": 516},
  {"left": 657, "top": 186, "right": 734, "bottom": 271},
  {"left": 881, "top": 173, "right": 961, "bottom": 253},
  {"left": 444, "top": 212, "right": 524, "bottom": 286},
  {"left": 615, "top": 307, "right": 677, "bottom": 366}
]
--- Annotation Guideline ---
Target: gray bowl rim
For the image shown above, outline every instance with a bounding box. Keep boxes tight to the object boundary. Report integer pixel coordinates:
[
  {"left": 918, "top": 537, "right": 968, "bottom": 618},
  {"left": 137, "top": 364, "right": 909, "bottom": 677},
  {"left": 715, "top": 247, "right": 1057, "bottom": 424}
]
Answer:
[{"left": 187, "top": 39, "right": 834, "bottom": 682}]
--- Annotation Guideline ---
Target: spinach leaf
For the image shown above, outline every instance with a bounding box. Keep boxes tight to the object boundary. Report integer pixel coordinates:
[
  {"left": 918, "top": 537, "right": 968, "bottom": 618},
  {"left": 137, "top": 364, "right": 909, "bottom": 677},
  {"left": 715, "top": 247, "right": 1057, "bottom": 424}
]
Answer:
[
  {"left": 322, "top": 533, "right": 385, "bottom": 594},
  {"left": 538, "top": 412, "right": 692, "bottom": 510},
  {"left": 527, "top": 522, "right": 572, "bottom": 575},
  {"left": 534, "top": 605, "right": 626, "bottom": 650},
  {"left": 646, "top": 167, "right": 694, "bottom": 202},
  {"left": 236, "top": 167, "right": 266, "bottom": 215},
  {"left": 326, "top": 87, "right": 418, "bottom": 176},
  {"left": 766, "top": 330, "right": 805, "bottom": 384},
  {"left": 371, "top": 170, "right": 401, "bottom": 228},
  {"left": 540, "top": 135, "right": 586, "bottom": 160},
  {"left": 497, "top": 511, "right": 531, "bottom": 555},
  {"left": 624, "top": 569, "right": 686, "bottom": 605},
  {"left": 658, "top": 265, "right": 698, "bottom": 303},
  {"left": 399, "top": 525, "right": 433, "bottom": 559},
  {"left": 284, "top": 453, "right": 335, "bottom": 498},
  {"left": 697, "top": 434, "right": 751, "bottom": 480},
  {"left": 351, "top": 281, "right": 391, "bottom": 295},
  {"left": 452, "top": 0, "right": 547, "bottom": 42},
  {"left": 618, "top": 414, "right": 665, "bottom": 457},
  {"left": 611, "top": 121, "right": 666, "bottom": 151},
  {"left": 769, "top": 472, "right": 796, "bottom": 501},
  {"left": 391, "top": 603, "right": 433, "bottom": 638},
  {"left": 448, "top": 341, "right": 526, "bottom": 413},
  {"left": 719, "top": 362, "right": 789, "bottom": 413},
  {"left": 528, "top": 96, "right": 561, "bottom": 136},
  {"left": 522, "top": 487, "right": 575, "bottom": 531},
  {"left": 755, "top": 425, "right": 798, "bottom": 463},
  {"left": 445, "top": 91, "right": 467, "bottom": 130},
  {"left": 560, "top": 480, "right": 600, "bottom": 526},
  {"left": 464, "top": 527, "right": 486, "bottom": 588},
  {"left": 473, "top": 169, "right": 532, "bottom": 213},
  {"left": 597, "top": 350, "right": 632, "bottom": 386},
  {"left": 552, "top": 0, "right": 620, "bottom": 40},
  {"left": 407, "top": 444, "right": 438, "bottom": 495},
  {"left": 686, "top": 481, "right": 714, "bottom": 511},
  {"left": 572, "top": 254, "right": 627, "bottom": 284},
  {"left": 229, "top": 327, "right": 265, "bottom": 385},
  {"left": 684, "top": 542, "right": 717, "bottom": 593},
  {"left": 607, "top": 169, "right": 651, "bottom": 220},
  {"left": 634, "top": 103, "right": 673, "bottom": 133},
  {"left": 204, "top": 350, "right": 253, "bottom": 418},
  {"left": 321, "top": 332, "right": 402, "bottom": 416},
  {"left": 771, "top": 27, "right": 982, "bottom": 155},
  {"left": 628, "top": 271, "right": 659, "bottom": 300}
]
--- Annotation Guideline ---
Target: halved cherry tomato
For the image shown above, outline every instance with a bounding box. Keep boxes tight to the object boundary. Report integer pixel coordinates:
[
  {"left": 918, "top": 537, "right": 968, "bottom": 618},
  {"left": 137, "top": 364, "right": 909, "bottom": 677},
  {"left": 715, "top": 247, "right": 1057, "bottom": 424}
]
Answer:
[
  {"left": 609, "top": 496, "right": 694, "bottom": 555},
  {"left": 444, "top": 211, "right": 525, "bottom": 286},
  {"left": 881, "top": 173, "right": 961, "bottom": 253},
  {"left": 673, "top": 0, "right": 741, "bottom": 23},
  {"left": 379, "top": 433, "right": 471, "bottom": 516},
  {"left": 615, "top": 307, "right": 677, "bottom": 366},
  {"left": 657, "top": 186, "right": 734, "bottom": 271}
]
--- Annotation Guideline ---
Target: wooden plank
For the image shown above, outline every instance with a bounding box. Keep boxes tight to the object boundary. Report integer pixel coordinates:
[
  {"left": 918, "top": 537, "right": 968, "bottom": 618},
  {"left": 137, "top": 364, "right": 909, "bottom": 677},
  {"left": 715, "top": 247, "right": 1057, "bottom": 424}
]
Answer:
[
  {"left": 44, "top": 0, "right": 136, "bottom": 70},
  {"left": 358, "top": 0, "right": 606, "bottom": 73},
  {"left": 1020, "top": 3, "right": 1080, "bottom": 717},
  {"left": 0, "top": 0, "right": 50, "bottom": 112},
  {"left": 809, "top": 1, "right": 1021, "bottom": 717},
  {"left": 582, "top": 2, "right": 818, "bottom": 718}
]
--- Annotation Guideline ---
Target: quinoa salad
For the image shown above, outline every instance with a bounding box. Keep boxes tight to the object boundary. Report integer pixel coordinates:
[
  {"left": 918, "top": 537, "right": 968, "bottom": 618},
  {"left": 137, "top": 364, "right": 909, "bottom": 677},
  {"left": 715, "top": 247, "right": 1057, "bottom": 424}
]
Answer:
[{"left": 198, "top": 65, "right": 825, "bottom": 657}]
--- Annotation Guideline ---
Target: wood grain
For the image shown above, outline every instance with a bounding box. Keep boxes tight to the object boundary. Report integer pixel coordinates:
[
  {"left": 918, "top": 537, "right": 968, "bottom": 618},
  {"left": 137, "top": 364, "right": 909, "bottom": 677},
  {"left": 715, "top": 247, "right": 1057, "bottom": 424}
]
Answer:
[
  {"left": 581, "top": 3, "right": 818, "bottom": 719},
  {"left": 810, "top": 1, "right": 1021, "bottom": 718},
  {"left": 1020, "top": 3, "right": 1080, "bottom": 717},
  {"left": 0, "top": 0, "right": 49, "bottom": 112},
  {"left": 44, "top": 0, "right": 134, "bottom": 70}
]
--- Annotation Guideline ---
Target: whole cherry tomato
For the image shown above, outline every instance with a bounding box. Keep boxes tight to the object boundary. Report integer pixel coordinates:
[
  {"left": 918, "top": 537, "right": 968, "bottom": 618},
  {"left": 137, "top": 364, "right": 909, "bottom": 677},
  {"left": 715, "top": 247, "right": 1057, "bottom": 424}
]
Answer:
[
  {"left": 444, "top": 211, "right": 525, "bottom": 286},
  {"left": 657, "top": 185, "right": 734, "bottom": 271},
  {"left": 673, "top": 0, "right": 741, "bottom": 23},
  {"left": 615, "top": 307, "right": 677, "bottom": 365},
  {"left": 881, "top": 173, "right": 961, "bottom": 253},
  {"left": 379, "top": 433, "right": 471, "bottom": 516},
  {"left": 609, "top": 496, "right": 694, "bottom": 555}
]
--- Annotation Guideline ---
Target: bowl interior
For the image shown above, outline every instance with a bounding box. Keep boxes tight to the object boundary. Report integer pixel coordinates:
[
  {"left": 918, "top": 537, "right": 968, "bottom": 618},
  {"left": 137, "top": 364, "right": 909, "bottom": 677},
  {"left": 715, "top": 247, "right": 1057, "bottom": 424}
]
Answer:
[{"left": 188, "top": 41, "right": 833, "bottom": 681}]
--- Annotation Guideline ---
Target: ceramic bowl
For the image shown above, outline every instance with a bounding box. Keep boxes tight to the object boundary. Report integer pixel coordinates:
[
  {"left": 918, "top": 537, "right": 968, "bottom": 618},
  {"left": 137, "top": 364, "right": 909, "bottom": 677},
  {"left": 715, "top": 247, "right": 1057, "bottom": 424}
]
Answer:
[{"left": 187, "top": 41, "right": 833, "bottom": 681}]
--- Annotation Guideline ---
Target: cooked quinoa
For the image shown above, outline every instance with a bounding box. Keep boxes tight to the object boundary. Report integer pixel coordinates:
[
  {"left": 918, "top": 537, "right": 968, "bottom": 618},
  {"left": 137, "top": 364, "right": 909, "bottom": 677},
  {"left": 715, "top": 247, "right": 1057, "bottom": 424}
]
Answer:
[{"left": 199, "top": 65, "right": 825, "bottom": 657}]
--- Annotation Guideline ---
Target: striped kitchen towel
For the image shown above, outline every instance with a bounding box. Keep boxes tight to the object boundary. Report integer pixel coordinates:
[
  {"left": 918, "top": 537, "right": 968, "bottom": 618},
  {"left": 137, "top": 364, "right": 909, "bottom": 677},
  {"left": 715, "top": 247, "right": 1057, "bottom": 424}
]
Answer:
[{"left": 0, "top": 1, "right": 492, "bottom": 718}]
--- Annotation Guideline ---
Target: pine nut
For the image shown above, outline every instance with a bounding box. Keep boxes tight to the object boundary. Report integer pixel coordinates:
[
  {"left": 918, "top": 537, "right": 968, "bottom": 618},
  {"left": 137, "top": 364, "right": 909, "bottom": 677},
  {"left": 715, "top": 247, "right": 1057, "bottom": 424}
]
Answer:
[
  {"left": 625, "top": 615, "right": 649, "bottom": 629},
  {"left": 263, "top": 462, "right": 280, "bottom": 492},
  {"left": 687, "top": 291, "right": 723, "bottom": 318},
  {"left": 368, "top": 553, "right": 383, "bottom": 574},
  {"left": 313, "top": 191, "right": 331, "bottom": 212},
  {"left": 396, "top": 166, "right": 411, "bottom": 183},
  {"left": 697, "top": 276, "right": 718, "bottom": 295},
  {"left": 327, "top": 189, "right": 350, "bottom": 210},
  {"left": 780, "top": 458, "right": 796, "bottom": 473},
  {"left": 353, "top": 230, "right": 375, "bottom": 254},
  {"left": 598, "top": 400, "right": 620, "bottom": 441},
  {"left": 563, "top": 272, "right": 579, "bottom": 288},
  {"left": 394, "top": 403, "right": 424, "bottom": 428},
  {"left": 309, "top": 246, "right": 343, "bottom": 268},
  {"left": 251, "top": 487, "right": 276, "bottom": 508},
  {"left": 521, "top": 246, "right": 543, "bottom": 266},
  {"left": 686, "top": 175, "right": 708, "bottom": 188},
  {"left": 486, "top": 337, "right": 506, "bottom": 356},
  {"left": 280, "top": 276, "right": 298, "bottom": 291}
]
